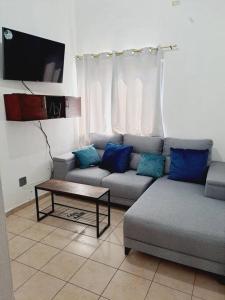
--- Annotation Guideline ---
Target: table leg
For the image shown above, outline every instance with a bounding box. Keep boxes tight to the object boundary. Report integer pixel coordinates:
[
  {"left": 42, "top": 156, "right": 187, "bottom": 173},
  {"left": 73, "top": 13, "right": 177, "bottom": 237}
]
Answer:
[
  {"left": 108, "top": 190, "right": 111, "bottom": 227},
  {"left": 51, "top": 192, "right": 55, "bottom": 212},
  {"left": 35, "top": 187, "right": 40, "bottom": 221},
  {"left": 96, "top": 201, "right": 99, "bottom": 238}
]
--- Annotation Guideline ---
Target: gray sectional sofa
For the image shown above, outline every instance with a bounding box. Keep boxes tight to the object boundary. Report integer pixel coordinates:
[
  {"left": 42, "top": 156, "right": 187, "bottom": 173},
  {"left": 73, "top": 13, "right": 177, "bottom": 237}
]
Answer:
[
  {"left": 53, "top": 133, "right": 225, "bottom": 278},
  {"left": 53, "top": 133, "right": 163, "bottom": 207}
]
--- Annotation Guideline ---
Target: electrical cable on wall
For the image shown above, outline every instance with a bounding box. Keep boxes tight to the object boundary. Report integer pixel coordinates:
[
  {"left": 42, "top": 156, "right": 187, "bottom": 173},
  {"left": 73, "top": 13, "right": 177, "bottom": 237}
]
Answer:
[
  {"left": 21, "top": 80, "right": 34, "bottom": 94},
  {"left": 21, "top": 80, "right": 54, "bottom": 178}
]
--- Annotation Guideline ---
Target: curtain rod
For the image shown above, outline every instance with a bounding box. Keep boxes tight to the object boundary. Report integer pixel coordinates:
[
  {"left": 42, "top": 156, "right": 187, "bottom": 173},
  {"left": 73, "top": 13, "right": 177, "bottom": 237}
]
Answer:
[{"left": 75, "top": 44, "right": 177, "bottom": 59}]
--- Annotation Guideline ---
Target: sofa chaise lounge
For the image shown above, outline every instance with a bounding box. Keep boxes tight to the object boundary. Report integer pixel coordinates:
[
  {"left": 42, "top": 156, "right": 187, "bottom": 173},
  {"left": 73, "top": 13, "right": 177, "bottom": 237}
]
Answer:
[{"left": 53, "top": 133, "right": 225, "bottom": 278}]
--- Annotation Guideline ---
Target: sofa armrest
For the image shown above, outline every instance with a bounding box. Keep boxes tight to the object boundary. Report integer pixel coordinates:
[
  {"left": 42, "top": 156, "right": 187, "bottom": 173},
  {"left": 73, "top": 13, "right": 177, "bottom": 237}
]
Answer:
[
  {"left": 205, "top": 161, "right": 225, "bottom": 201},
  {"left": 53, "top": 153, "right": 75, "bottom": 180}
]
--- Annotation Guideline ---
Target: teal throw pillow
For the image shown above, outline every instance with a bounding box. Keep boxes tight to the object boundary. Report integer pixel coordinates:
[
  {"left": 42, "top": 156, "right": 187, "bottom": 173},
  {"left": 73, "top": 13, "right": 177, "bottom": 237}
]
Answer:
[
  {"left": 73, "top": 145, "right": 100, "bottom": 169},
  {"left": 137, "top": 153, "right": 165, "bottom": 178}
]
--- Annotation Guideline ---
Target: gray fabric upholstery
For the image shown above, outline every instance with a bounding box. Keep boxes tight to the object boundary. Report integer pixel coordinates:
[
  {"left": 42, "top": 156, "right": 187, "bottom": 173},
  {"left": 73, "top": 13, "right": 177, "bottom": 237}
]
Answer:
[
  {"left": 96, "top": 149, "right": 104, "bottom": 159},
  {"left": 65, "top": 166, "right": 110, "bottom": 186},
  {"left": 100, "top": 194, "right": 135, "bottom": 207},
  {"left": 90, "top": 133, "right": 123, "bottom": 150},
  {"left": 163, "top": 137, "right": 213, "bottom": 174},
  {"left": 124, "top": 237, "right": 225, "bottom": 276},
  {"left": 102, "top": 170, "right": 153, "bottom": 200},
  {"left": 124, "top": 134, "right": 163, "bottom": 154},
  {"left": 124, "top": 176, "right": 225, "bottom": 264},
  {"left": 129, "top": 153, "right": 141, "bottom": 170},
  {"left": 123, "top": 134, "right": 163, "bottom": 170},
  {"left": 205, "top": 161, "right": 225, "bottom": 201},
  {"left": 53, "top": 153, "right": 76, "bottom": 180}
]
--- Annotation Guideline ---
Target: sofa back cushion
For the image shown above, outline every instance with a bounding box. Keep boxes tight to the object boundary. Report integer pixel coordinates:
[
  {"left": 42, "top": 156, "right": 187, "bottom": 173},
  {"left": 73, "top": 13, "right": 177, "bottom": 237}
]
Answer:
[
  {"left": 168, "top": 148, "right": 209, "bottom": 183},
  {"left": 100, "top": 143, "right": 133, "bottom": 173},
  {"left": 90, "top": 133, "right": 123, "bottom": 150},
  {"left": 73, "top": 145, "right": 100, "bottom": 169},
  {"left": 123, "top": 134, "right": 163, "bottom": 169},
  {"left": 163, "top": 137, "right": 213, "bottom": 174}
]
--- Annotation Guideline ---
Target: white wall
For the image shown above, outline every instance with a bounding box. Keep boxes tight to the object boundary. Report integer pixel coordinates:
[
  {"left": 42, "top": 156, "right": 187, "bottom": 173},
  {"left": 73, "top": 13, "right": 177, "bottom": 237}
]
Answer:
[
  {"left": 0, "top": 0, "right": 79, "bottom": 212},
  {"left": 75, "top": 0, "right": 225, "bottom": 161},
  {"left": 0, "top": 174, "right": 14, "bottom": 300}
]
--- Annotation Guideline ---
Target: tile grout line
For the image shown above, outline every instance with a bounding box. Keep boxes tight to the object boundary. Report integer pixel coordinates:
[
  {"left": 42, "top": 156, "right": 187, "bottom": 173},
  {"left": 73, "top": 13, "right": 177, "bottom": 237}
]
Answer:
[
  {"left": 191, "top": 271, "right": 197, "bottom": 299},
  {"left": 98, "top": 245, "right": 129, "bottom": 298},
  {"left": 144, "top": 258, "right": 161, "bottom": 300},
  {"left": 8, "top": 203, "right": 124, "bottom": 298},
  {"left": 10, "top": 208, "right": 206, "bottom": 300}
]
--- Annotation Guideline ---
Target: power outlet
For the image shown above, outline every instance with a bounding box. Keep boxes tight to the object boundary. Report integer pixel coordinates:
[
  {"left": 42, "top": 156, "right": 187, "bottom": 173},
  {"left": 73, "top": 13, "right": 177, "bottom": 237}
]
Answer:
[{"left": 19, "top": 176, "right": 27, "bottom": 187}]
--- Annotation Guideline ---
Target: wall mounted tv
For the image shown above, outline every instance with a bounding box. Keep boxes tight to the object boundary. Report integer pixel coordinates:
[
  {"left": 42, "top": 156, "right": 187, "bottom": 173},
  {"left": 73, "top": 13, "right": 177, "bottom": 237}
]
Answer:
[{"left": 2, "top": 28, "right": 65, "bottom": 83}]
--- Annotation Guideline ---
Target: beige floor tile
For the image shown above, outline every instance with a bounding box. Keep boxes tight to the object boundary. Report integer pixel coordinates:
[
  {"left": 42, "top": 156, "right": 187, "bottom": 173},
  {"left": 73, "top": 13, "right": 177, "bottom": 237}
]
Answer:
[
  {"left": 105, "top": 212, "right": 123, "bottom": 226},
  {"left": 21, "top": 223, "right": 55, "bottom": 241},
  {"left": 7, "top": 215, "right": 35, "bottom": 234},
  {"left": 193, "top": 272, "right": 225, "bottom": 300},
  {"left": 14, "top": 271, "right": 64, "bottom": 300},
  {"left": 53, "top": 283, "right": 98, "bottom": 300},
  {"left": 39, "top": 198, "right": 52, "bottom": 209},
  {"left": 103, "top": 269, "right": 150, "bottom": 300},
  {"left": 7, "top": 232, "right": 16, "bottom": 240},
  {"left": 116, "top": 220, "right": 123, "bottom": 228},
  {"left": 11, "top": 261, "right": 36, "bottom": 291},
  {"left": 42, "top": 251, "right": 86, "bottom": 281},
  {"left": 17, "top": 243, "right": 59, "bottom": 269},
  {"left": 81, "top": 223, "right": 113, "bottom": 240},
  {"left": 91, "top": 241, "right": 125, "bottom": 268},
  {"left": 60, "top": 220, "right": 86, "bottom": 233},
  {"left": 9, "top": 236, "right": 36, "bottom": 259},
  {"left": 75, "top": 233, "right": 102, "bottom": 247},
  {"left": 64, "top": 235, "right": 100, "bottom": 258},
  {"left": 86, "top": 202, "right": 108, "bottom": 213},
  {"left": 70, "top": 259, "right": 116, "bottom": 295},
  {"left": 40, "top": 216, "right": 66, "bottom": 228},
  {"left": 120, "top": 251, "right": 159, "bottom": 280},
  {"left": 154, "top": 261, "right": 195, "bottom": 295},
  {"left": 146, "top": 282, "right": 192, "bottom": 300},
  {"left": 14, "top": 205, "right": 37, "bottom": 221},
  {"left": 41, "top": 228, "right": 79, "bottom": 249},
  {"left": 106, "top": 226, "right": 124, "bottom": 245}
]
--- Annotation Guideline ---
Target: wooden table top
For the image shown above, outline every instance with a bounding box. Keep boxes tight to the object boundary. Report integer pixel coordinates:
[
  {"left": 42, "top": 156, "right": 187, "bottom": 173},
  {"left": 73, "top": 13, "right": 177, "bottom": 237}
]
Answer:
[{"left": 36, "top": 179, "right": 109, "bottom": 199}]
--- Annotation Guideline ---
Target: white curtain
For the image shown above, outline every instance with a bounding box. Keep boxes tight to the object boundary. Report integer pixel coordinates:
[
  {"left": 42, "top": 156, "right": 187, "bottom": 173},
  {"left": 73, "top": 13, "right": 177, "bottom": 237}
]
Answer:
[
  {"left": 76, "top": 48, "right": 164, "bottom": 144},
  {"left": 112, "top": 48, "right": 164, "bottom": 136},
  {"left": 76, "top": 53, "right": 113, "bottom": 145}
]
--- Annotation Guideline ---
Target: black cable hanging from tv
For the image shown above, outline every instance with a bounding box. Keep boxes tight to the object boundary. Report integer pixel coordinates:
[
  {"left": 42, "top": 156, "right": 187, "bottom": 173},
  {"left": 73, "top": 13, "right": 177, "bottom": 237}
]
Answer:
[
  {"left": 21, "top": 80, "right": 54, "bottom": 178},
  {"left": 21, "top": 81, "right": 34, "bottom": 94}
]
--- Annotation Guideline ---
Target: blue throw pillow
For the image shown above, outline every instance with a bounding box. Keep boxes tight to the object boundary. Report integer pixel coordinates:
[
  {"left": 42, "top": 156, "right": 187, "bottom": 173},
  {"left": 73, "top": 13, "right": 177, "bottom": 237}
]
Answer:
[
  {"left": 100, "top": 143, "right": 133, "bottom": 173},
  {"left": 73, "top": 145, "right": 100, "bottom": 169},
  {"left": 168, "top": 148, "right": 209, "bottom": 183},
  {"left": 137, "top": 153, "right": 165, "bottom": 178}
]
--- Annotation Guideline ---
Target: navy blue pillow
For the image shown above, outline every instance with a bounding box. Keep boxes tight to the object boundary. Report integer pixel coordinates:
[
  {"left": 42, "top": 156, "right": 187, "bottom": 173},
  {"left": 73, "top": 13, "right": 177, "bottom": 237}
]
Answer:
[
  {"left": 100, "top": 143, "right": 133, "bottom": 173},
  {"left": 168, "top": 148, "right": 209, "bottom": 183}
]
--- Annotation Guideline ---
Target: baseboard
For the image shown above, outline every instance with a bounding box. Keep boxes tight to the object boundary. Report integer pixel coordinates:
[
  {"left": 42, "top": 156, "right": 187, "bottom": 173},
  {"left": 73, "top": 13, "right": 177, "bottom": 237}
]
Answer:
[{"left": 6, "top": 192, "right": 50, "bottom": 217}]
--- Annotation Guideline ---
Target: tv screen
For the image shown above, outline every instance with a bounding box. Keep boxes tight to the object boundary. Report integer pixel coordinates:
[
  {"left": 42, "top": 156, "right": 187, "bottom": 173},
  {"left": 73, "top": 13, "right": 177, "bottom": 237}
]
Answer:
[{"left": 2, "top": 28, "right": 65, "bottom": 83}]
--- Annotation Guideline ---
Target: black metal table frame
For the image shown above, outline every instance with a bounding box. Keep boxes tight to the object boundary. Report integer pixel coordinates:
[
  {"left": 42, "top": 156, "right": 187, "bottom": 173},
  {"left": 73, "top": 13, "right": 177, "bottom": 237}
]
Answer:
[{"left": 35, "top": 187, "right": 110, "bottom": 238}]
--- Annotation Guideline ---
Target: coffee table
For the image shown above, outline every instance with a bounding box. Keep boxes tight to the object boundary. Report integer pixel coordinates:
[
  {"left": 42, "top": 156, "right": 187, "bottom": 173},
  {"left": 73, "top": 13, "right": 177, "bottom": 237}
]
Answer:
[{"left": 35, "top": 179, "right": 110, "bottom": 238}]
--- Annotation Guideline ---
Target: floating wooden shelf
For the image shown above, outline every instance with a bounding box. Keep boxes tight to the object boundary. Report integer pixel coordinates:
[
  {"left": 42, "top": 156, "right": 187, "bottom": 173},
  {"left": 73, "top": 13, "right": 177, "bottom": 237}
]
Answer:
[{"left": 4, "top": 93, "right": 81, "bottom": 121}]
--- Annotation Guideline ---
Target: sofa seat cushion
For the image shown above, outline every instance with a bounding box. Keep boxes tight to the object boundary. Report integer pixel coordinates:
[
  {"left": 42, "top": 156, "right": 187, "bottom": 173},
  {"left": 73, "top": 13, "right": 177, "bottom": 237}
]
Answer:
[
  {"left": 65, "top": 167, "right": 110, "bottom": 186},
  {"left": 124, "top": 176, "right": 225, "bottom": 264},
  {"left": 102, "top": 170, "right": 153, "bottom": 200}
]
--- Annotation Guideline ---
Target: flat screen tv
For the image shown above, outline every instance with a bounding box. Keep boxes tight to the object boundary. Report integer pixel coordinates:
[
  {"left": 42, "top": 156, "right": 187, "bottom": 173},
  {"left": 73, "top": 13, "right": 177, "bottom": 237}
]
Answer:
[{"left": 2, "top": 28, "right": 65, "bottom": 83}]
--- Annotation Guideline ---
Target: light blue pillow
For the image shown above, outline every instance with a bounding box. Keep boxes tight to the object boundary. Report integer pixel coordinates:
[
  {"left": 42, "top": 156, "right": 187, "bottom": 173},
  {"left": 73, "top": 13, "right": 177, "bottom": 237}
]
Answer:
[
  {"left": 137, "top": 153, "right": 165, "bottom": 178},
  {"left": 73, "top": 145, "right": 100, "bottom": 169}
]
